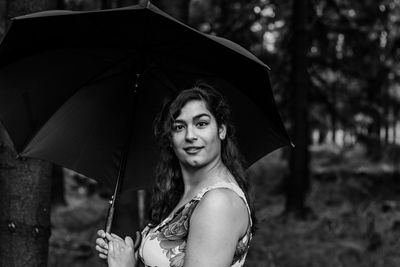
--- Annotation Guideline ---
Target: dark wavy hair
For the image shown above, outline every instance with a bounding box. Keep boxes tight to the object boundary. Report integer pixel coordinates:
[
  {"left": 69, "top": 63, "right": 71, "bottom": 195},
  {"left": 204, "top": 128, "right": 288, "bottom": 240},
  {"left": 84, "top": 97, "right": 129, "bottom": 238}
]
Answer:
[{"left": 150, "top": 80, "right": 256, "bottom": 233}]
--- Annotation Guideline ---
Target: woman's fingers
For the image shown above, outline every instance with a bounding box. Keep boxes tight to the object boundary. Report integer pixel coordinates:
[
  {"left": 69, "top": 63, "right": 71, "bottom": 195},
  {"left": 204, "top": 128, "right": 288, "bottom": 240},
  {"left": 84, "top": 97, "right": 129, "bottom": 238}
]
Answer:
[
  {"left": 110, "top": 233, "right": 124, "bottom": 241},
  {"left": 106, "top": 233, "right": 126, "bottom": 250},
  {"left": 95, "top": 229, "right": 109, "bottom": 260},
  {"left": 97, "top": 229, "right": 106, "bottom": 238},
  {"left": 96, "top": 245, "right": 108, "bottom": 255},
  {"left": 125, "top": 236, "right": 134, "bottom": 248},
  {"left": 105, "top": 232, "right": 114, "bottom": 241},
  {"left": 108, "top": 241, "right": 114, "bottom": 254},
  {"left": 96, "top": 237, "right": 108, "bottom": 248}
]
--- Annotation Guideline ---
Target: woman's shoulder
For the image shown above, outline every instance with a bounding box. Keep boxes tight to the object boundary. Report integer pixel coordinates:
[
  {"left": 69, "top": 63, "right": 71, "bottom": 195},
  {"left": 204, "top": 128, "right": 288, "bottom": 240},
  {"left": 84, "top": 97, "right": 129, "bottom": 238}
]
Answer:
[
  {"left": 199, "top": 185, "right": 247, "bottom": 211},
  {"left": 194, "top": 181, "right": 249, "bottom": 208},
  {"left": 190, "top": 185, "right": 250, "bottom": 236}
]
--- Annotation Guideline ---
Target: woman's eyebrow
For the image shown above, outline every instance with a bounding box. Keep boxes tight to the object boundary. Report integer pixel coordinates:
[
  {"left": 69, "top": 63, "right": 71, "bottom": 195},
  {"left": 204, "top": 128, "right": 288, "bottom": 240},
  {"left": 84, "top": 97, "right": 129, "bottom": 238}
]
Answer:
[
  {"left": 192, "top": 113, "right": 211, "bottom": 120},
  {"left": 173, "top": 119, "right": 185, "bottom": 124},
  {"left": 174, "top": 113, "right": 211, "bottom": 123}
]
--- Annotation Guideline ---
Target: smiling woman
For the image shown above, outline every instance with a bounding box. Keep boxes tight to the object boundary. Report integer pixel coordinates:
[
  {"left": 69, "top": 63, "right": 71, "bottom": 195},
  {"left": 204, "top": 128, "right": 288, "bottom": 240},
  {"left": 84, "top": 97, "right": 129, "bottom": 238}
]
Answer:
[
  {"left": 170, "top": 100, "right": 225, "bottom": 169},
  {"left": 95, "top": 81, "right": 255, "bottom": 267}
]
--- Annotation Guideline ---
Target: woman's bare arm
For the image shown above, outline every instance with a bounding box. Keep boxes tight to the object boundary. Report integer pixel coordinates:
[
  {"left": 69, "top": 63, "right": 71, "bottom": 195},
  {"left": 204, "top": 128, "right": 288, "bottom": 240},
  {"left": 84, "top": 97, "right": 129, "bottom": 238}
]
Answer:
[{"left": 184, "top": 188, "right": 249, "bottom": 267}]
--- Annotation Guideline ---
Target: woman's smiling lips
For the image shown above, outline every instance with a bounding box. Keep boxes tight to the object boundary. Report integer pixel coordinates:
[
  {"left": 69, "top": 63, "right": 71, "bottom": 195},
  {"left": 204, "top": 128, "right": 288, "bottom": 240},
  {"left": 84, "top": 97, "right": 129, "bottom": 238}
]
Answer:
[{"left": 183, "top": 146, "right": 204, "bottom": 154}]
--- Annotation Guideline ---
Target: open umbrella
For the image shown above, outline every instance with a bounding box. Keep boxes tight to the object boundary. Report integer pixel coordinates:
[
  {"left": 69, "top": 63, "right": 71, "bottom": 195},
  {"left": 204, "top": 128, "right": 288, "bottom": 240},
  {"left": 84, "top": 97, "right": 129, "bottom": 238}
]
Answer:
[{"left": 0, "top": 2, "right": 292, "bottom": 232}]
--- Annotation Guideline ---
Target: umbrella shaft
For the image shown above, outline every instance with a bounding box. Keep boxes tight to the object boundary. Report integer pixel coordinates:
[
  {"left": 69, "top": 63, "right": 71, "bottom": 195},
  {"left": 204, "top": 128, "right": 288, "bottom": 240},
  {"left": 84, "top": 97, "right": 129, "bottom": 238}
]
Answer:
[
  {"left": 104, "top": 73, "right": 141, "bottom": 234},
  {"left": 105, "top": 205, "right": 115, "bottom": 233}
]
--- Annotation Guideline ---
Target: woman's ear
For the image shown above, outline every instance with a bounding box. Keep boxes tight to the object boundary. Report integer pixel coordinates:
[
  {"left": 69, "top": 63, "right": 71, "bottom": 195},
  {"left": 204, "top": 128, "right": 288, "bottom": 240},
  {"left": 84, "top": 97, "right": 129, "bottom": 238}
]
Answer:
[{"left": 219, "top": 124, "right": 227, "bottom": 140}]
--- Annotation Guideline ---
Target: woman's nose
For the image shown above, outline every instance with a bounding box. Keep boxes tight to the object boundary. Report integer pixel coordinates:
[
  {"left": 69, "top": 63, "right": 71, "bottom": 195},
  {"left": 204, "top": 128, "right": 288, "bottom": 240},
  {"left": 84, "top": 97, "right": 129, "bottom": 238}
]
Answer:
[{"left": 185, "top": 126, "right": 198, "bottom": 141}]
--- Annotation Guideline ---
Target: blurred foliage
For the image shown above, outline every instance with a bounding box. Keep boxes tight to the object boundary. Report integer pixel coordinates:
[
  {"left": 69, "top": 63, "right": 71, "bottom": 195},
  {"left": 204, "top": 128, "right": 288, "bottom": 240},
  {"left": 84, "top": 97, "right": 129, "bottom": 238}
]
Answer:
[
  {"left": 7, "top": 0, "right": 396, "bottom": 156},
  {"left": 190, "top": 0, "right": 400, "bottom": 157}
]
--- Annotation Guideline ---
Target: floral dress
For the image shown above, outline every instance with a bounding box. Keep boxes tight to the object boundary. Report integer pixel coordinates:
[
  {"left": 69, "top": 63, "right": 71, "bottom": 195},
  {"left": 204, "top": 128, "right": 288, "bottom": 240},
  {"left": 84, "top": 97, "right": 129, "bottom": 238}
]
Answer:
[{"left": 138, "top": 181, "right": 253, "bottom": 267}]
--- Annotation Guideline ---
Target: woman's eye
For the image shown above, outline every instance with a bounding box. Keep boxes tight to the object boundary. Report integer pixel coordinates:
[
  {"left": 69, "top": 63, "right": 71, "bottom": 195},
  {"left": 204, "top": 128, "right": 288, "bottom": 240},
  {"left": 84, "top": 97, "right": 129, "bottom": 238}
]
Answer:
[
  {"left": 196, "top": 121, "right": 209, "bottom": 128},
  {"left": 173, "top": 124, "right": 185, "bottom": 131}
]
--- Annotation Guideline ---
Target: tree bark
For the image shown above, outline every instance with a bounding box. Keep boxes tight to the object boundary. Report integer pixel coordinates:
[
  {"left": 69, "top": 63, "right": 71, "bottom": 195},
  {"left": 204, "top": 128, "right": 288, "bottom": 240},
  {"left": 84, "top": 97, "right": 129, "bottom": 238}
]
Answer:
[
  {"left": 0, "top": 0, "right": 6, "bottom": 39},
  {"left": 0, "top": 128, "right": 53, "bottom": 266},
  {"left": 285, "top": 0, "right": 310, "bottom": 217},
  {"left": 0, "top": 1, "right": 56, "bottom": 266}
]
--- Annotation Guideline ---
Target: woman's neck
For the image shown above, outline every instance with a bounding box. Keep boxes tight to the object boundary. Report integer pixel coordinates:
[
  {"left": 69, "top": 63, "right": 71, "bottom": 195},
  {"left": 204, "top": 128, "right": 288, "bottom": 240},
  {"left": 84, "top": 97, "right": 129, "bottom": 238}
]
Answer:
[{"left": 179, "top": 157, "right": 232, "bottom": 198}]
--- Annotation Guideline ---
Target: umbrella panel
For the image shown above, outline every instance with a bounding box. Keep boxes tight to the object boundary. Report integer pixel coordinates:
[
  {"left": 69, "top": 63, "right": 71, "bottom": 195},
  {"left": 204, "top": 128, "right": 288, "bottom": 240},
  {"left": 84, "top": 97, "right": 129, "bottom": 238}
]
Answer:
[{"left": 0, "top": 4, "right": 291, "bottom": 192}]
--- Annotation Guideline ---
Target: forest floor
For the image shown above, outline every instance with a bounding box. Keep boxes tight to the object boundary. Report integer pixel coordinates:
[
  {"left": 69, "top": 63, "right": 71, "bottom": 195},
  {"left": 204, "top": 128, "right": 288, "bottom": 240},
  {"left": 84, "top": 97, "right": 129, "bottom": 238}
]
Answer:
[{"left": 48, "top": 143, "right": 400, "bottom": 267}]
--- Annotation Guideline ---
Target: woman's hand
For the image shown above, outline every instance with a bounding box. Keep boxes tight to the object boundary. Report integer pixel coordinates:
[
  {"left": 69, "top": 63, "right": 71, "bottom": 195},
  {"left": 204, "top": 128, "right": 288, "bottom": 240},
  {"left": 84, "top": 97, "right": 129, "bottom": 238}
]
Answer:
[
  {"left": 96, "top": 230, "right": 109, "bottom": 260},
  {"left": 95, "top": 230, "right": 139, "bottom": 267}
]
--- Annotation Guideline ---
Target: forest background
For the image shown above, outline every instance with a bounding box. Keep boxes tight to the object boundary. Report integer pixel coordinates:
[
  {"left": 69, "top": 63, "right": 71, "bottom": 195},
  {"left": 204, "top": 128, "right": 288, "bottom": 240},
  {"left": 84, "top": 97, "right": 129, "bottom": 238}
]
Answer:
[{"left": 0, "top": 0, "right": 400, "bottom": 266}]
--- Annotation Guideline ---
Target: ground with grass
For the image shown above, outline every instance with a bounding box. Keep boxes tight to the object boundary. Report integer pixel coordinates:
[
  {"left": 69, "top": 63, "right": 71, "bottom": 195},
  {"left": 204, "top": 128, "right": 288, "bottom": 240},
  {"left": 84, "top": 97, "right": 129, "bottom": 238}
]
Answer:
[{"left": 48, "top": 144, "right": 400, "bottom": 267}]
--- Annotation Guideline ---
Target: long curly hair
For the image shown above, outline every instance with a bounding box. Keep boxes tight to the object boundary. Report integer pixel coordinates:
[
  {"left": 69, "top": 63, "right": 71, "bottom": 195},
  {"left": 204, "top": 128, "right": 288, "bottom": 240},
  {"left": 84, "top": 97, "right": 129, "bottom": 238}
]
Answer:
[{"left": 150, "top": 80, "right": 256, "bottom": 233}]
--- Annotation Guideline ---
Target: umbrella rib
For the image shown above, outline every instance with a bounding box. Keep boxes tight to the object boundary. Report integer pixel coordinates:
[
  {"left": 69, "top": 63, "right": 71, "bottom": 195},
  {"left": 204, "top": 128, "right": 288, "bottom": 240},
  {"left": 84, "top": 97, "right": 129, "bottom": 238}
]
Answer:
[{"left": 148, "top": 67, "right": 178, "bottom": 94}]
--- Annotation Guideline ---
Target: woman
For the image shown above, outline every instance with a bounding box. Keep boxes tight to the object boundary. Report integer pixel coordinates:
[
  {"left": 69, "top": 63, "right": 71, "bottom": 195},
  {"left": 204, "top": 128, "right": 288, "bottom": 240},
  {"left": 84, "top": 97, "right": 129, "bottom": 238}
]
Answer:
[{"left": 96, "top": 81, "right": 255, "bottom": 267}]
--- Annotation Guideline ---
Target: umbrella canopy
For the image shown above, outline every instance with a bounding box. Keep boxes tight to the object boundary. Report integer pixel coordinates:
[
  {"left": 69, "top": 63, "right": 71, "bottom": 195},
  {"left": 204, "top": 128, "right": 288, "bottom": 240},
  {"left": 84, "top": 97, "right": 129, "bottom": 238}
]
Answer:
[{"left": 0, "top": 2, "right": 291, "bottom": 192}]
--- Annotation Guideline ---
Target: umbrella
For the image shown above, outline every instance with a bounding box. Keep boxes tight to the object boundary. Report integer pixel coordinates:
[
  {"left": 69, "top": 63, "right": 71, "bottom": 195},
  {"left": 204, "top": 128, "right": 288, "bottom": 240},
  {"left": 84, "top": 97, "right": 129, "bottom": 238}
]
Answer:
[{"left": 0, "top": 2, "right": 292, "bottom": 232}]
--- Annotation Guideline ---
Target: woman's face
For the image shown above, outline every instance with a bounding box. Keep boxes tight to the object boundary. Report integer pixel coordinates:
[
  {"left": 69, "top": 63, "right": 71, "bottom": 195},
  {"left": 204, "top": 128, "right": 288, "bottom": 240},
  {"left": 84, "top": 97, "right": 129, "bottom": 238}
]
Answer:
[{"left": 170, "top": 100, "right": 226, "bottom": 169}]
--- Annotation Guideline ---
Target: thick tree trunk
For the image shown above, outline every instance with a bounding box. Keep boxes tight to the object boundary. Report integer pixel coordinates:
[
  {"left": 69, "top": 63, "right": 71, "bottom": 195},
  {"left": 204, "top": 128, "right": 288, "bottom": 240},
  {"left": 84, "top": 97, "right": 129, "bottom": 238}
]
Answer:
[
  {"left": 285, "top": 0, "right": 310, "bottom": 217},
  {"left": 0, "top": 1, "right": 55, "bottom": 266},
  {"left": 0, "top": 0, "right": 6, "bottom": 39},
  {"left": 0, "top": 128, "right": 53, "bottom": 266}
]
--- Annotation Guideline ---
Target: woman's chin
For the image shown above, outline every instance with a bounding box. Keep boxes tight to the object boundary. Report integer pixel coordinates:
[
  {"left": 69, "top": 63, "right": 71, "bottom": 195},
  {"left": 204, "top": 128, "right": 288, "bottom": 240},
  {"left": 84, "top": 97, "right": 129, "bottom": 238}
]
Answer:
[{"left": 182, "top": 158, "right": 206, "bottom": 169}]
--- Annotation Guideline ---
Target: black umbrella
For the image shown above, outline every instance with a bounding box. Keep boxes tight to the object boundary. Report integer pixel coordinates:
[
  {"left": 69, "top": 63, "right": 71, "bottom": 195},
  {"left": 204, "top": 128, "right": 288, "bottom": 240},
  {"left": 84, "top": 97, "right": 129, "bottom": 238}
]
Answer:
[{"left": 0, "top": 2, "right": 292, "bottom": 232}]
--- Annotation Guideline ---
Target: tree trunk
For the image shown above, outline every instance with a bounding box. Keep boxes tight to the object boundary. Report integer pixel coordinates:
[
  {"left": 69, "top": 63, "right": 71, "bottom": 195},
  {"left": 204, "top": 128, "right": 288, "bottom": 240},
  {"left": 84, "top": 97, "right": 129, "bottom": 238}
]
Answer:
[
  {"left": 393, "top": 110, "right": 398, "bottom": 145},
  {"left": 0, "top": 0, "right": 6, "bottom": 39},
  {"left": 0, "top": 128, "right": 53, "bottom": 266},
  {"left": 0, "top": 1, "right": 56, "bottom": 266},
  {"left": 318, "top": 127, "right": 326, "bottom": 144},
  {"left": 101, "top": 0, "right": 113, "bottom": 9},
  {"left": 285, "top": 0, "right": 310, "bottom": 217},
  {"left": 56, "top": 0, "right": 64, "bottom": 9},
  {"left": 331, "top": 87, "right": 337, "bottom": 144},
  {"left": 51, "top": 164, "right": 66, "bottom": 206},
  {"left": 384, "top": 91, "right": 389, "bottom": 145}
]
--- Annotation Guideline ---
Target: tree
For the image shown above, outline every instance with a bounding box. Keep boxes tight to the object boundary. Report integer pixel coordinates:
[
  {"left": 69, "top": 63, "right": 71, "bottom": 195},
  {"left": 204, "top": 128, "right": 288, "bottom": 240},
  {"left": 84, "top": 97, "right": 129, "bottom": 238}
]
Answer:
[
  {"left": 285, "top": 0, "right": 311, "bottom": 217},
  {"left": 0, "top": 1, "right": 56, "bottom": 266}
]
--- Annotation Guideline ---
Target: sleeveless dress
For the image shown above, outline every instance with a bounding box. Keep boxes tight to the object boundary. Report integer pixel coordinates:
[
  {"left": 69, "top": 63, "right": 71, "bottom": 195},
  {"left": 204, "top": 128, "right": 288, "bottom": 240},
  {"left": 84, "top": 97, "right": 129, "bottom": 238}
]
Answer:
[{"left": 138, "top": 181, "right": 253, "bottom": 267}]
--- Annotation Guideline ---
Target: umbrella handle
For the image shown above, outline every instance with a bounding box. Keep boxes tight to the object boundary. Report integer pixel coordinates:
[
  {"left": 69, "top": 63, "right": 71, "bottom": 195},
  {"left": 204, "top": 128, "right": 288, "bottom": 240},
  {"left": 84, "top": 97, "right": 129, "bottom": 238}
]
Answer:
[{"left": 105, "top": 200, "right": 115, "bottom": 234}]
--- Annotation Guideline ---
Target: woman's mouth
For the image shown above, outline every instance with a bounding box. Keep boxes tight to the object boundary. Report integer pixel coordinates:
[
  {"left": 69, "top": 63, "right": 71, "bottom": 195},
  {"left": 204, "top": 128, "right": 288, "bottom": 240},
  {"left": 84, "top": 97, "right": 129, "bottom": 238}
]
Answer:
[{"left": 183, "top": 146, "right": 204, "bottom": 154}]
